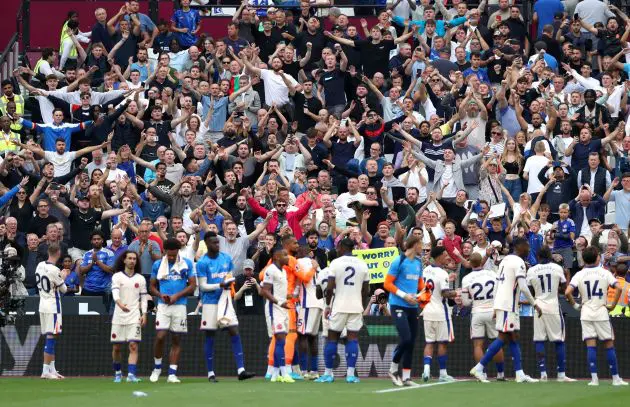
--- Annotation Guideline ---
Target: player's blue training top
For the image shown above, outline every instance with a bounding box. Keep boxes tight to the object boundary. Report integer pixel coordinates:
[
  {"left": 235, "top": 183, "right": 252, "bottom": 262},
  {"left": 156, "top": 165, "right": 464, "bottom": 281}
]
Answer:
[
  {"left": 81, "top": 247, "right": 115, "bottom": 292},
  {"left": 20, "top": 118, "right": 92, "bottom": 152},
  {"left": 387, "top": 255, "right": 423, "bottom": 309},
  {"left": 196, "top": 252, "right": 234, "bottom": 305},
  {"left": 171, "top": 8, "right": 200, "bottom": 47},
  {"left": 151, "top": 258, "right": 195, "bottom": 305}
]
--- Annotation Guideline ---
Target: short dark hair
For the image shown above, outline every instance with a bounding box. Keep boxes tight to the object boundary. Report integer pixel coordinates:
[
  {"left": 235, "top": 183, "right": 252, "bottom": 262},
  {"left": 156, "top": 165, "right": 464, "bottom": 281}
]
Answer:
[
  {"left": 305, "top": 229, "right": 318, "bottom": 239},
  {"left": 203, "top": 231, "right": 218, "bottom": 245},
  {"left": 90, "top": 230, "right": 105, "bottom": 240},
  {"left": 430, "top": 246, "right": 447, "bottom": 259},
  {"left": 582, "top": 246, "right": 600, "bottom": 264},
  {"left": 537, "top": 246, "right": 552, "bottom": 263},
  {"left": 163, "top": 238, "right": 181, "bottom": 251}
]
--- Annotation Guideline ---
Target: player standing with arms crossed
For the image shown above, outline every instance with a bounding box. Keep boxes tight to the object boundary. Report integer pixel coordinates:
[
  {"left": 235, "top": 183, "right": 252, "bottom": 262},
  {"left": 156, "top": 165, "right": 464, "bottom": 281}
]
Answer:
[
  {"left": 384, "top": 236, "right": 424, "bottom": 387},
  {"left": 565, "top": 246, "right": 628, "bottom": 386},
  {"left": 261, "top": 247, "right": 294, "bottom": 383},
  {"left": 316, "top": 238, "right": 370, "bottom": 384},
  {"left": 470, "top": 237, "right": 539, "bottom": 383},
  {"left": 111, "top": 251, "right": 148, "bottom": 383},
  {"left": 460, "top": 253, "right": 505, "bottom": 382},
  {"left": 196, "top": 232, "right": 256, "bottom": 382},
  {"left": 149, "top": 238, "right": 196, "bottom": 383},
  {"left": 37, "top": 243, "right": 67, "bottom": 380},
  {"left": 421, "top": 246, "right": 460, "bottom": 382},
  {"left": 526, "top": 247, "right": 575, "bottom": 382}
]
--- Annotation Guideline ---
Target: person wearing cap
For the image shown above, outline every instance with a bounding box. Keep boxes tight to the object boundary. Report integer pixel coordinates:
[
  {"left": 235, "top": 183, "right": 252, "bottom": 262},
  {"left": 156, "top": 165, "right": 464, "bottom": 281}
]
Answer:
[
  {"left": 363, "top": 288, "right": 390, "bottom": 316},
  {"left": 234, "top": 259, "right": 264, "bottom": 316}
]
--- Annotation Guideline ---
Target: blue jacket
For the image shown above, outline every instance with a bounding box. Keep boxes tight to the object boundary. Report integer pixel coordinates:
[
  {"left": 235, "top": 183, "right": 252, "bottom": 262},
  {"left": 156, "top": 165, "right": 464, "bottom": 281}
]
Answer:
[{"left": 569, "top": 195, "right": 606, "bottom": 234}]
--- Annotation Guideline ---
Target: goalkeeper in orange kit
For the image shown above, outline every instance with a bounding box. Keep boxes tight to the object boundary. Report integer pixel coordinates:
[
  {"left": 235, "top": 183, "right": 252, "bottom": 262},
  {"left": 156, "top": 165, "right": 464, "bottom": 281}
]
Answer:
[{"left": 261, "top": 235, "right": 303, "bottom": 380}]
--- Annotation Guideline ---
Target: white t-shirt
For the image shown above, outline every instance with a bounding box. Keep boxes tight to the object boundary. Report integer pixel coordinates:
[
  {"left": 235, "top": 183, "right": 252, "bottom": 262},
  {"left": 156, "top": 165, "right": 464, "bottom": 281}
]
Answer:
[
  {"left": 461, "top": 116, "right": 487, "bottom": 150},
  {"left": 570, "top": 266, "right": 617, "bottom": 321},
  {"left": 335, "top": 191, "right": 366, "bottom": 220},
  {"left": 421, "top": 265, "right": 451, "bottom": 321},
  {"left": 523, "top": 155, "right": 550, "bottom": 194},
  {"left": 526, "top": 263, "right": 565, "bottom": 314},
  {"left": 296, "top": 257, "right": 323, "bottom": 310},
  {"left": 329, "top": 255, "right": 369, "bottom": 313},
  {"left": 494, "top": 255, "right": 527, "bottom": 312},
  {"left": 260, "top": 69, "right": 298, "bottom": 107},
  {"left": 44, "top": 151, "right": 77, "bottom": 177}
]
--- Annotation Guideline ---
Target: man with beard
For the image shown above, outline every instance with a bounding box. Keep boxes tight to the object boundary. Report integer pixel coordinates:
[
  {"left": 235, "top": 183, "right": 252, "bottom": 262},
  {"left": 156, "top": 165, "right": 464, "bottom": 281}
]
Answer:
[
  {"left": 537, "top": 162, "right": 578, "bottom": 222},
  {"left": 228, "top": 194, "right": 256, "bottom": 236},
  {"left": 242, "top": 55, "right": 300, "bottom": 110},
  {"left": 324, "top": 23, "right": 414, "bottom": 79},
  {"left": 342, "top": 83, "right": 382, "bottom": 122},
  {"left": 290, "top": 78, "right": 322, "bottom": 133},
  {"left": 580, "top": 14, "right": 626, "bottom": 57},
  {"left": 148, "top": 177, "right": 204, "bottom": 234},
  {"left": 303, "top": 230, "right": 327, "bottom": 269},
  {"left": 196, "top": 218, "right": 270, "bottom": 274}
]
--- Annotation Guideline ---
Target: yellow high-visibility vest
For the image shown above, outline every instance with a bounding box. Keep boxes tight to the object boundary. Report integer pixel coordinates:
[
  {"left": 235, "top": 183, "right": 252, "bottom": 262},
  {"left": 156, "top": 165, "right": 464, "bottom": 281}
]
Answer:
[
  {"left": 0, "top": 131, "right": 20, "bottom": 155},
  {"left": 59, "top": 21, "right": 78, "bottom": 60},
  {"left": 610, "top": 278, "right": 630, "bottom": 317},
  {"left": 0, "top": 94, "right": 24, "bottom": 116}
]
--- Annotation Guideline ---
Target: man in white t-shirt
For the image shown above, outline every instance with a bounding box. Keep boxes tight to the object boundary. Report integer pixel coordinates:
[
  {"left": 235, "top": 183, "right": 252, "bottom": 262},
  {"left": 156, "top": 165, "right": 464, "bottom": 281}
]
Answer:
[
  {"left": 335, "top": 178, "right": 366, "bottom": 221},
  {"left": 242, "top": 55, "right": 300, "bottom": 109},
  {"left": 523, "top": 141, "right": 551, "bottom": 199},
  {"left": 23, "top": 138, "right": 107, "bottom": 177}
]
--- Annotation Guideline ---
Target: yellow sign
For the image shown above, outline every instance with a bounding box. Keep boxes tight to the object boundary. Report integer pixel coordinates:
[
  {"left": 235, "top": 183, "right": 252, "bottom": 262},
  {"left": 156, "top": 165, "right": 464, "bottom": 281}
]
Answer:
[{"left": 353, "top": 247, "right": 399, "bottom": 284}]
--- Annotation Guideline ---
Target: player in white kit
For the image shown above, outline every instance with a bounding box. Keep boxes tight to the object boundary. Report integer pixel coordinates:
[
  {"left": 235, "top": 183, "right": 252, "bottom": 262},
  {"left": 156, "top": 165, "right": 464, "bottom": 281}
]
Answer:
[
  {"left": 421, "top": 246, "right": 460, "bottom": 383},
  {"left": 111, "top": 251, "right": 148, "bottom": 383},
  {"left": 470, "top": 238, "right": 540, "bottom": 383},
  {"left": 565, "top": 245, "right": 628, "bottom": 386},
  {"left": 261, "top": 247, "right": 294, "bottom": 383},
  {"left": 526, "top": 247, "right": 575, "bottom": 382},
  {"left": 295, "top": 246, "right": 323, "bottom": 380},
  {"left": 460, "top": 253, "right": 505, "bottom": 381},
  {"left": 36, "top": 243, "right": 68, "bottom": 380},
  {"left": 316, "top": 238, "right": 369, "bottom": 384}
]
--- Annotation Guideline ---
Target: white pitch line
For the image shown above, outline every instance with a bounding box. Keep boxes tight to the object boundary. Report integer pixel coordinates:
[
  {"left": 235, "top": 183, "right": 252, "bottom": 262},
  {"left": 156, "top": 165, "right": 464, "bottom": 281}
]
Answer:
[{"left": 374, "top": 379, "right": 469, "bottom": 393}]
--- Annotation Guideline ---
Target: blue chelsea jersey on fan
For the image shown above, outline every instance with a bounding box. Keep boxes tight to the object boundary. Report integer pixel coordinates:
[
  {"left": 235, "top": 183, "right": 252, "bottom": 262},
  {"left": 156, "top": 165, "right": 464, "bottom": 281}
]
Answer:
[
  {"left": 151, "top": 258, "right": 195, "bottom": 305},
  {"left": 387, "top": 255, "right": 423, "bottom": 309},
  {"left": 171, "top": 8, "right": 200, "bottom": 47},
  {"left": 196, "top": 252, "right": 234, "bottom": 305}
]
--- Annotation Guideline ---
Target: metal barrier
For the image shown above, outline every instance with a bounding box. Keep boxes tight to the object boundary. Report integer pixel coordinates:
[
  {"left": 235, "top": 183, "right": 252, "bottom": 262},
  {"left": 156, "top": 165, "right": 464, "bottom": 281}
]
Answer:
[{"left": 0, "top": 35, "right": 20, "bottom": 84}]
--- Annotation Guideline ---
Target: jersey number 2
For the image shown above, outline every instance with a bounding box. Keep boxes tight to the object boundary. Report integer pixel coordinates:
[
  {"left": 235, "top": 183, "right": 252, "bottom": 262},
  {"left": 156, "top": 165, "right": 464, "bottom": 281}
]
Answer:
[{"left": 343, "top": 267, "right": 355, "bottom": 286}]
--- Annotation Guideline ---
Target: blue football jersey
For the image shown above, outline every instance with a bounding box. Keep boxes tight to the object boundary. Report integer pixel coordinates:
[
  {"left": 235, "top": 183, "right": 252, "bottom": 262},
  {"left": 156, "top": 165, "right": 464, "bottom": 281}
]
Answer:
[
  {"left": 151, "top": 258, "right": 195, "bottom": 305},
  {"left": 196, "top": 252, "right": 234, "bottom": 305}
]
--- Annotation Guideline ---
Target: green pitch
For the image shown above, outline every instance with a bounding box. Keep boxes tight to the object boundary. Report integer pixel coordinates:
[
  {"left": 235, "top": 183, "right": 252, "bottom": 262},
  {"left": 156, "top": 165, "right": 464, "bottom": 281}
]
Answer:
[{"left": 1, "top": 378, "right": 627, "bottom": 407}]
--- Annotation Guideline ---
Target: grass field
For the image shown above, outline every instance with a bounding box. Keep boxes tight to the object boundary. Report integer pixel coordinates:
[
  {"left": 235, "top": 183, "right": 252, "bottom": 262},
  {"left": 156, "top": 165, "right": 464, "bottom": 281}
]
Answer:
[{"left": 1, "top": 378, "right": 628, "bottom": 407}]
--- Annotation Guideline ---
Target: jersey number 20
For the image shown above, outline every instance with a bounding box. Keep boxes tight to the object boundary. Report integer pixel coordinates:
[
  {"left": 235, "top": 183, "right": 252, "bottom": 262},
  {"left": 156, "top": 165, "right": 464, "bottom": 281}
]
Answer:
[{"left": 35, "top": 273, "right": 51, "bottom": 293}]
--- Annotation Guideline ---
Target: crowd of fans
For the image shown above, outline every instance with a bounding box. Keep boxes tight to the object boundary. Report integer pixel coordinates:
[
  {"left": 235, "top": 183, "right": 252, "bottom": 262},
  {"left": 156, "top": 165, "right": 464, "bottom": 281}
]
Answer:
[{"left": 2, "top": 0, "right": 630, "bottom": 316}]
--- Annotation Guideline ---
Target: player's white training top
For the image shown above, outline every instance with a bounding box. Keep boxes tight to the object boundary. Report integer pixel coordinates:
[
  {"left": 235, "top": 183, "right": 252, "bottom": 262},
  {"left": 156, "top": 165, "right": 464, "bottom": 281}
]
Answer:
[
  {"left": 329, "top": 255, "right": 369, "bottom": 314},
  {"left": 526, "top": 262, "right": 565, "bottom": 315},
  {"left": 35, "top": 261, "right": 66, "bottom": 314},
  {"left": 494, "top": 255, "right": 527, "bottom": 312},
  {"left": 461, "top": 269, "right": 496, "bottom": 314},
  {"left": 421, "top": 265, "right": 451, "bottom": 321},
  {"left": 112, "top": 271, "right": 148, "bottom": 325},
  {"left": 570, "top": 266, "right": 618, "bottom": 321},
  {"left": 296, "top": 257, "right": 323, "bottom": 310},
  {"left": 263, "top": 263, "right": 288, "bottom": 306}
]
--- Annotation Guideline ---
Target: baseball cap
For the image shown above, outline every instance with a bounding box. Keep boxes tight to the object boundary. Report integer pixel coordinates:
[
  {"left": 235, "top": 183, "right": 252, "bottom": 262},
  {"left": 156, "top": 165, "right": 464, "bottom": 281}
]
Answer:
[
  {"left": 77, "top": 194, "right": 90, "bottom": 201},
  {"left": 243, "top": 259, "right": 255, "bottom": 270},
  {"left": 332, "top": 24, "right": 343, "bottom": 32},
  {"left": 588, "top": 218, "right": 601, "bottom": 225}
]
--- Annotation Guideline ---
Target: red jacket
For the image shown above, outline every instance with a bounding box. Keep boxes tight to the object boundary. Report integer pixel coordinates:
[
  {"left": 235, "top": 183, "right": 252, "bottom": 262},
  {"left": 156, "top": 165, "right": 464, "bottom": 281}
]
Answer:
[
  {"left": 442, "top": 234, "right": 463, "bottom": 263},
  {"left": 247, "top": 197, "right": 313, "bottom": 239}
]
